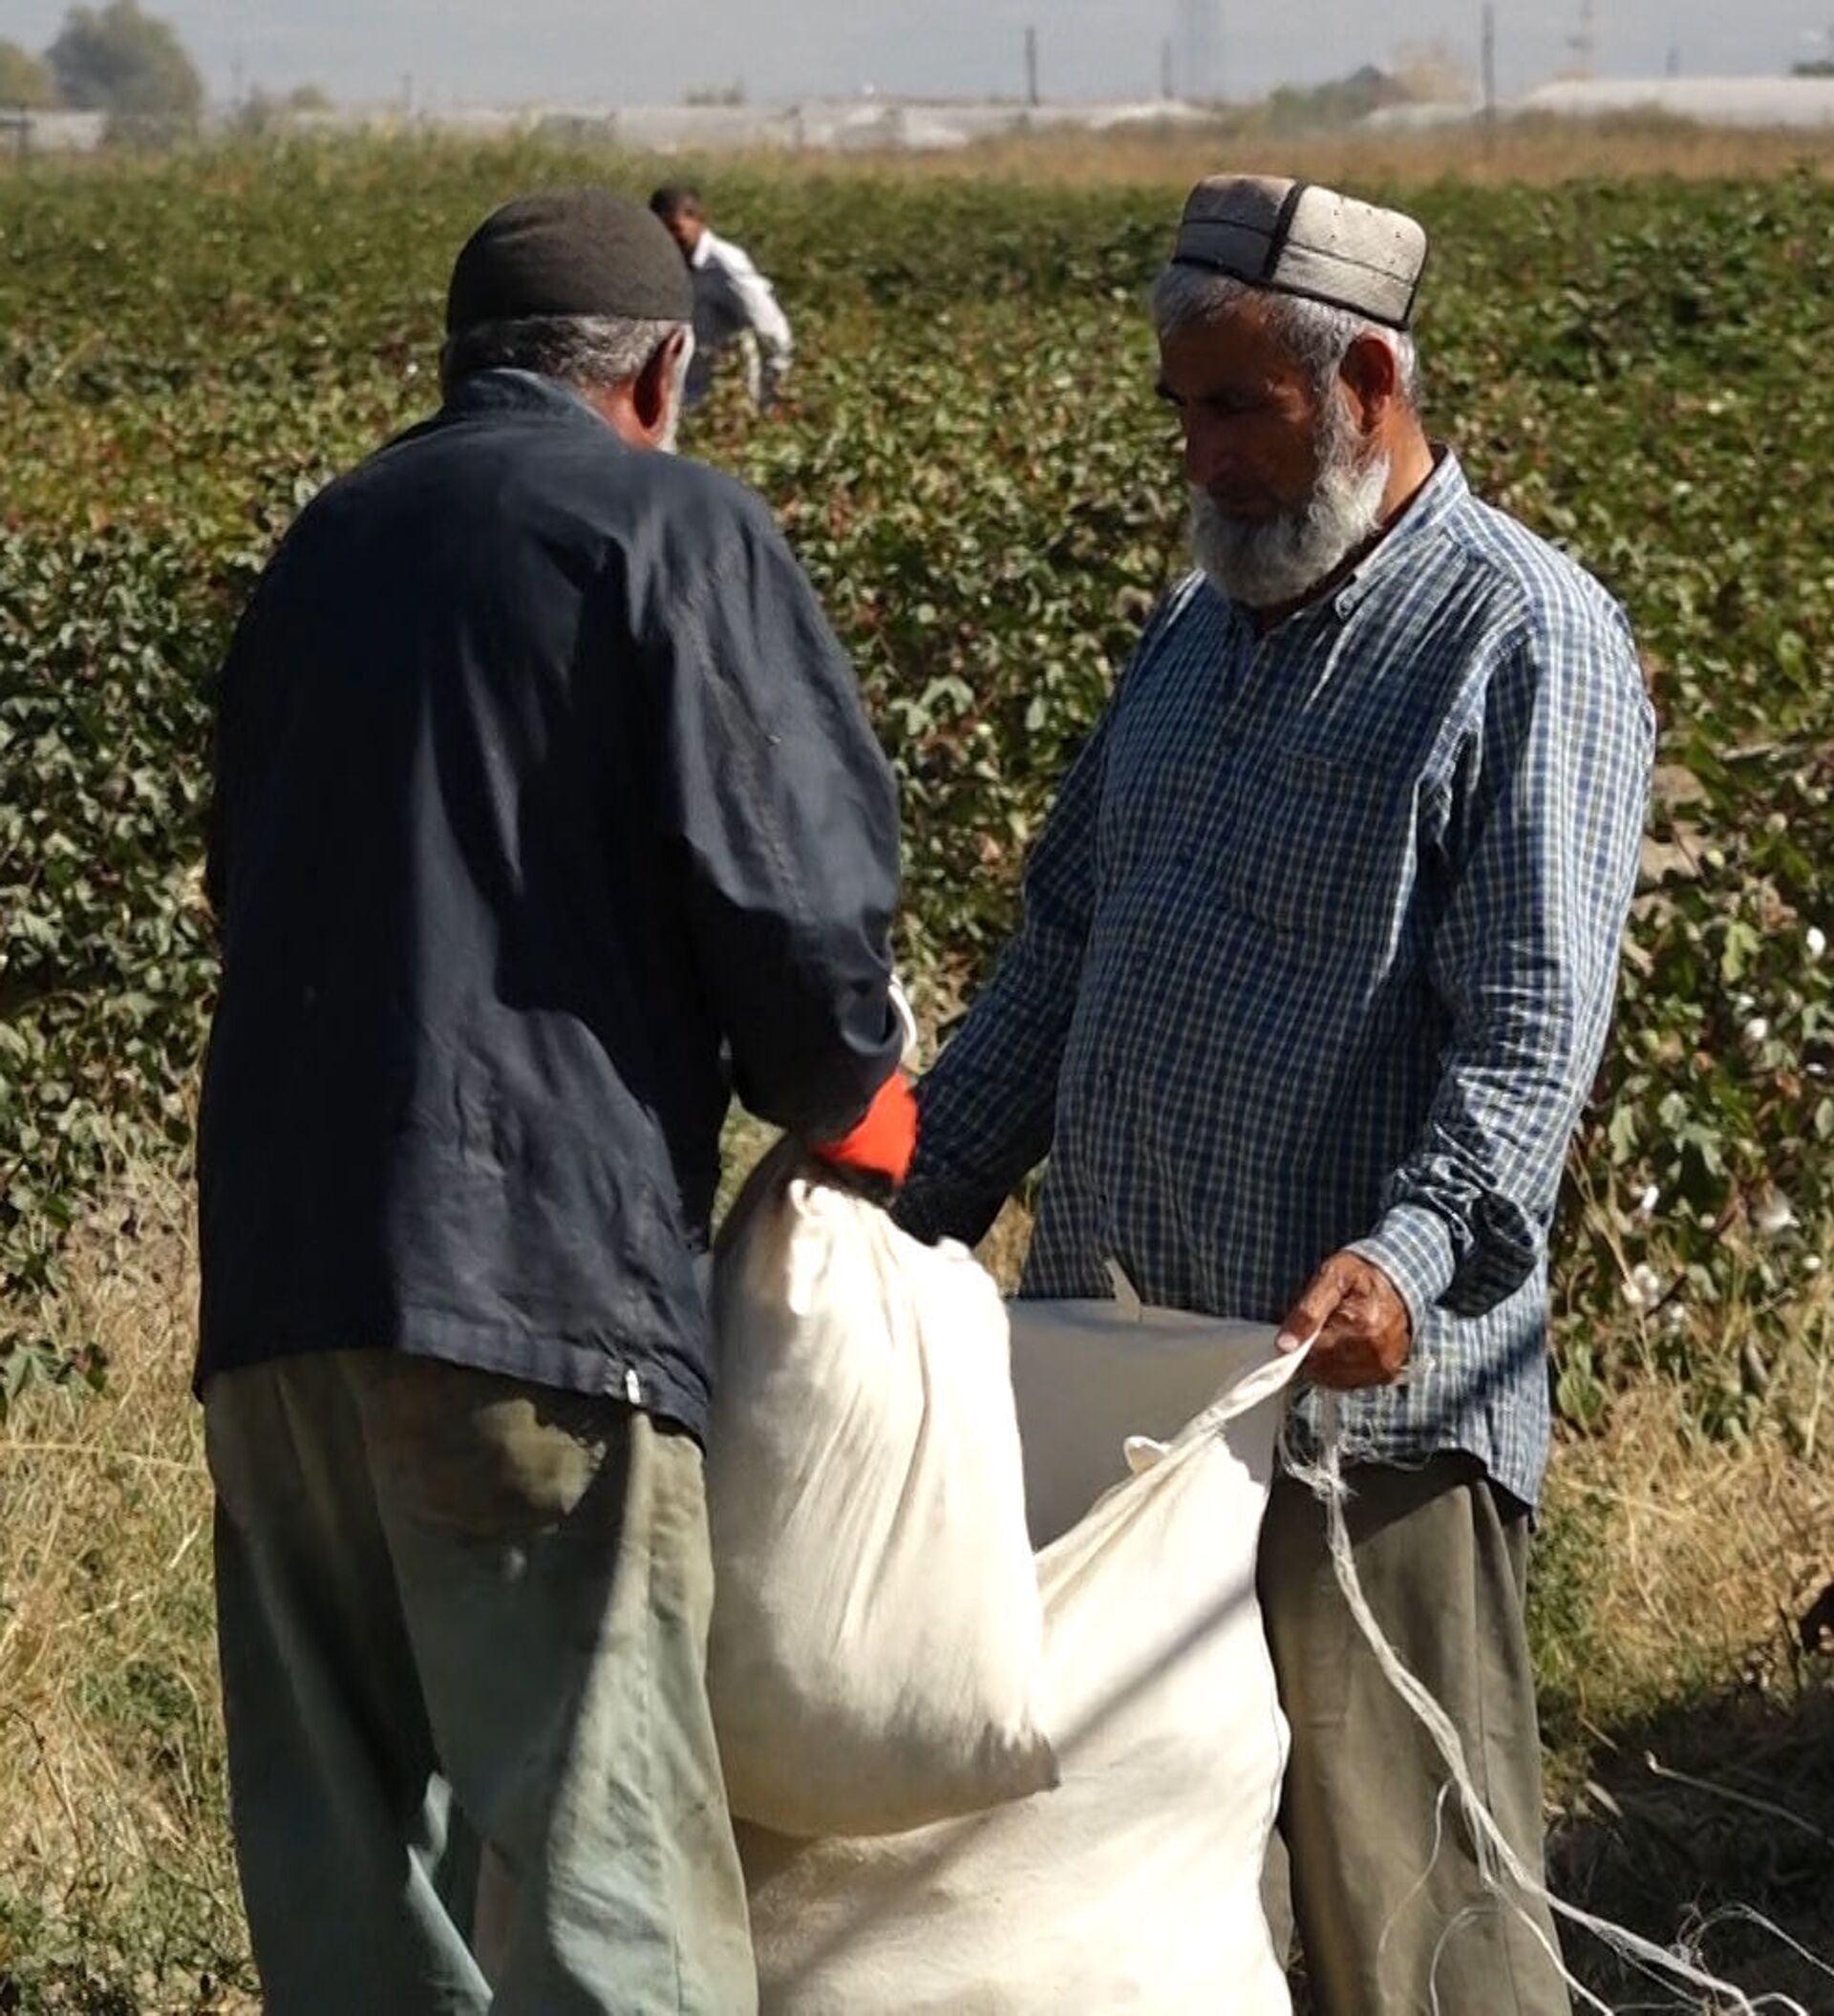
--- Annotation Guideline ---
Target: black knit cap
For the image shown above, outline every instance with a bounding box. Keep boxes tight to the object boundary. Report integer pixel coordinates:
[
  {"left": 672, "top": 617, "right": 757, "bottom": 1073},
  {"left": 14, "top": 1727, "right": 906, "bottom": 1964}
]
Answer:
[{"left": 445, "top": 187, "right": 693, "bottom": 335}]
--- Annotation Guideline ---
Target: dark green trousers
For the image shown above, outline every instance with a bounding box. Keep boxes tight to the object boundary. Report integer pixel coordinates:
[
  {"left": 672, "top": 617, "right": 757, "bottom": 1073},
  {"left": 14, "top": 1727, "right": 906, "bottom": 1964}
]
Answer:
[
  {"left": 1259, "top": 1456, "right": 1571, "bottom": 2016},
  {"left": 205, "top": 1351, "right": 755, "bottom": 2016}
]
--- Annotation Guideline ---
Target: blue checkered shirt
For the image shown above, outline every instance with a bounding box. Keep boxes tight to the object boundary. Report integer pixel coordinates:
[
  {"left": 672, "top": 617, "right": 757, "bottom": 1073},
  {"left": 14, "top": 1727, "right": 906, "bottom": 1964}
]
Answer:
[{"left": 900, "top": 455, "right": 1654, "bottom": 1509}]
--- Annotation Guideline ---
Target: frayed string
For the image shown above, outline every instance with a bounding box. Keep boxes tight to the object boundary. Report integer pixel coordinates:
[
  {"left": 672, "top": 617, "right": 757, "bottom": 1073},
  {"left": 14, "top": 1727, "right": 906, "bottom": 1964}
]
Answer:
[
  {"left": 1695, "top": 1911, "right": 1834, "bottom": 1988},
  {"left": 1281, "top": 1392, "right": 1812, "bottom": 2016},
  {"left": 1378, "top": 1778, "right": 1456, "bottom": 1977}
]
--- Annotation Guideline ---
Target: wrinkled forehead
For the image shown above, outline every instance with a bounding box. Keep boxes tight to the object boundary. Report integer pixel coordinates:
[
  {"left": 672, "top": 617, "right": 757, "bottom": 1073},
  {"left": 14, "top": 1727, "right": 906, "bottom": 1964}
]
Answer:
[{"left": 1157, "top": 295, "right": 1312, "bottom": 396}]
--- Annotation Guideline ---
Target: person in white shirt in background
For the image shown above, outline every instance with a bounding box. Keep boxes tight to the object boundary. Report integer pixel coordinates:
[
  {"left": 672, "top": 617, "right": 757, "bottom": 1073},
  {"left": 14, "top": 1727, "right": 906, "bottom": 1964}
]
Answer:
[{"left": 650, "top": 185, "right": 795, "bottom": 412}]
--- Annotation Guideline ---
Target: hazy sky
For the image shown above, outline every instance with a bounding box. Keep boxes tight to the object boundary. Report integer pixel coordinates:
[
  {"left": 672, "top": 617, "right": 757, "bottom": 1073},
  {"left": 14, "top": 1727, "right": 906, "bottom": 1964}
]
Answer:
[{"left": 8, "top": 0, "right": 1831, "bottom": 107}]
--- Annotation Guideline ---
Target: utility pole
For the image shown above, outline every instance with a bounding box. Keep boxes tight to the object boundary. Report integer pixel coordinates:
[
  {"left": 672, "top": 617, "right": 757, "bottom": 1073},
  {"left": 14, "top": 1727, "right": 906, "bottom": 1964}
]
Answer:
[
  {"left": 1161, "top": 35, "right": 1175, "bottom": 99},
  {"left": 1481, "top": 2, "right": 1497, "bottom": 119},
  {"left": 1178, "top": 0, "right": 1222, "bottom": 105},
  {"left": 1566, "top": 0, "right": 1596, "bottom": 77},
  {"left": 1024, "top": 26, "right": 1040, "bottom": 106}
]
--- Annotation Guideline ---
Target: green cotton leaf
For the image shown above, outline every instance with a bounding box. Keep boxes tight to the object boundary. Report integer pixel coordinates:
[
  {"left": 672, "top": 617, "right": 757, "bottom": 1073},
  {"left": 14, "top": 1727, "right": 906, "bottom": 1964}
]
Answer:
[
  {"left": 1719, "top": 920, "right": 1761, "bottom": 985},
  {"left": 6, "top": 159, "right": 1834, "bottom": 1425},
  {"left": 1556, "top": 1363, "right": 1609, "bottom": 1432},
  {"left": 1678, "top": 1123, "right": 1728, "bottom": 1178},
  {"left": 1607, "top": 1102, "right": 1641, "bottom": 1163}
]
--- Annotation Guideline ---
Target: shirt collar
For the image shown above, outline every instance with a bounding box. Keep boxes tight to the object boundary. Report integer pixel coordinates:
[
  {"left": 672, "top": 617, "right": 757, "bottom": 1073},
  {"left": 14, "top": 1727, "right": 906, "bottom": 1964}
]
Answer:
[
  {"left": 690, "top": 231, "right": 716, "bottom": 271},
  {"left": 1321, "top": 447, "right": 1467, "bottom": 624},
  {"left": 441, "top": 367, "right": 613, "bottom": 432}
]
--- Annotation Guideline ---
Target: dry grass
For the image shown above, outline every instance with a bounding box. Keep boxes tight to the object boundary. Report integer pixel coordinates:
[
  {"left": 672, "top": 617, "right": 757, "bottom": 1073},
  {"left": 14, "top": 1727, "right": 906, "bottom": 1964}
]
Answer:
[
  {"left": 1541, "top": 1389, "right": 1834, "bottom": 1725},
  {"left": 8, "top": 116, "right": 1833, "bottom": 201},
  {"left": 0, "top": 1170, "right": 253, "bottom": 2014},
  {"left": 1537, "top": 1392, "right": 1834, "bottom": 2007},
  {"left": 802, "top": 115, "right": 1834, "bottom": 190},
  {"left": 2, "top": 1161, "right": 1829, "bottom": 2009}
]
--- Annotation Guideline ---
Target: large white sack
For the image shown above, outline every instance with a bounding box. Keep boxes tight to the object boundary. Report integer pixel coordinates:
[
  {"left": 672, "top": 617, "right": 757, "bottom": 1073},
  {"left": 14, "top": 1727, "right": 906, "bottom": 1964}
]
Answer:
[
  {"left": 744, "top": 1304, "right": 1300, "bottom": 2016},
  {"left": 1009, "top": 1291, "right": 1289, "bottom": 1545},
  {"left": 706, "top": 1152, "right": 1056, "bottom": 1839}
]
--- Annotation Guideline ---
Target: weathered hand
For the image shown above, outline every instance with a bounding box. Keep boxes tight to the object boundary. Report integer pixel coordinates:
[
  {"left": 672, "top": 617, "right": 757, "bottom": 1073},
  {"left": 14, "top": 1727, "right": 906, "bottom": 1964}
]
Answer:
[{"left": 1276, "top": 1250, "right": 1412, "bottom": 1390}]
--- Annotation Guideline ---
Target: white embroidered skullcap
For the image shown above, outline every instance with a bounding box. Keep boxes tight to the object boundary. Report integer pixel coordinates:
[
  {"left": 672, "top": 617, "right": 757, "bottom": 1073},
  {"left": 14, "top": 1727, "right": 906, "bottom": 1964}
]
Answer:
[{"left": 1172, "top": 175, "right": 1428, "bottom": 330}]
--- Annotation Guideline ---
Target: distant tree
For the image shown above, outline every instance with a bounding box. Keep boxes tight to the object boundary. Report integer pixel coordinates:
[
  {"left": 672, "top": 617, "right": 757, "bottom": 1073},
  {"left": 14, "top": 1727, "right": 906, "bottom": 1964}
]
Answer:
[
  {"left": 286, "top": 82, "right": 332, "bottom": 111},
  {"left": 1264, "top": 65, "right": 1409, "bottom": 133},
  {"left": 0, "top": 39, "right": 59, "bottom": 107},
  {"left": 1791, "top": 58, "right": 1834, "bottom": 76},
  {"left": 47, "top": 1, "right": 203, "bottom": 121},
  {"left": 1389, "top": 41, "right": 1477, "bottom": 105}
]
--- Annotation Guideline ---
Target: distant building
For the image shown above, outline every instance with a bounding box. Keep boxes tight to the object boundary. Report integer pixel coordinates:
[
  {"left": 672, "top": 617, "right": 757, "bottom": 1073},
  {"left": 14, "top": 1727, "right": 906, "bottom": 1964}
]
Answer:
[
  {"left": 0, "top": 110, "right": 108, "bottom": 156},
  {"left": 1514, "top": 75, "right": 1834, "bottom": 126},
  {"left": 1357, "top": 74, "right": 1834, "bottom": 134},
  {"left": 254, "top": 95, "right": 1225, "bottom": 156}
]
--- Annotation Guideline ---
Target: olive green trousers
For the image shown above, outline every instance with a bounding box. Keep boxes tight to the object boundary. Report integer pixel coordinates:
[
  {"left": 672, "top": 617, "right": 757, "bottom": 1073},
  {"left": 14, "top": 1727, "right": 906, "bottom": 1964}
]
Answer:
[
  {"left": 1259, "top": 1455, "right": 1571, "bottom": 2016},
  {"left": 205, "top": 1351, "right": 755, "bottom": 2016}
]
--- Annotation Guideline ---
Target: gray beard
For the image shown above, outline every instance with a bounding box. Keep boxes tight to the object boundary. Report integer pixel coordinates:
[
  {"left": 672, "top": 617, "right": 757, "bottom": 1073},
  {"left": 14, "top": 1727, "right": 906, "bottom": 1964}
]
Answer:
[{"left": 1189, "top": 413, "right": 1391, "bottom": 610}]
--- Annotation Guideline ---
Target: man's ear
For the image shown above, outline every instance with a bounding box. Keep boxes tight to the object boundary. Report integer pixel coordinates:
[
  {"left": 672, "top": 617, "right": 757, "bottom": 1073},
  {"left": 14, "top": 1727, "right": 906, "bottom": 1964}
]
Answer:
[
  {"left": 633, "top": 329, "right": 691, "bottom": 442},
  {"left": 1338, "top": 333, "right": 1400, "bottom": 435}
]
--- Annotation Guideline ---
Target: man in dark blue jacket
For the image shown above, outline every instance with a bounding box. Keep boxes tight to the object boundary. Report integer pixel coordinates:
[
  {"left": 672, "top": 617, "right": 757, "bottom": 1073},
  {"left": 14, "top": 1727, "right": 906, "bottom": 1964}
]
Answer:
[{"left": 198, "top": 188, "right": 913, "bottom": 2015}]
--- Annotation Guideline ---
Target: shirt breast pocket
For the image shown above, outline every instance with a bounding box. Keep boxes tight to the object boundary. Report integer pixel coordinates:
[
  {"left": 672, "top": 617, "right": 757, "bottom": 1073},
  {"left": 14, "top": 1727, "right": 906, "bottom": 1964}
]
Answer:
[{"left": 1226, "top": 747, "right": 1407, "bottom": 961}]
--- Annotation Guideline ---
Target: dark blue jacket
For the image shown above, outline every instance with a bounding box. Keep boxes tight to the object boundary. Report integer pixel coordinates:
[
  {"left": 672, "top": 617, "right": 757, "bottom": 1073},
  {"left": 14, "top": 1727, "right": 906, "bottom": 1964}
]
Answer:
[{"left": 198, "top": 370, "right": 903, "bottom": 1434}]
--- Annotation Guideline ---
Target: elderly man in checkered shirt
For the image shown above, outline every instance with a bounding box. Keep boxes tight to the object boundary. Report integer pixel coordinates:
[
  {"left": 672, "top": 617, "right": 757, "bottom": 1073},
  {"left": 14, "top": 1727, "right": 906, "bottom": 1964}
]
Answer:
[{"left": 899, "top": 176, "right": 1654, "bottom": 2014}]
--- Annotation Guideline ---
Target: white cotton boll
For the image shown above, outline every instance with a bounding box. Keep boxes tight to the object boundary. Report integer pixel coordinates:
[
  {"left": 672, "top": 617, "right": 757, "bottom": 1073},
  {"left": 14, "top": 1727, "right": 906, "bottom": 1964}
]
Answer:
[
  {"left": 1808, "top": 925, "right": 1828, "bottom": 962},
  {"left": 1744, "top": 1017, "right": 1771, "bottom": 1046},
  {"left": 1752, "top": 1190, "right": 1798, "bottom": 1238},
  {"left": 1628, "top": 1263, "right": 1663, "bottom": 1310},
  {"left": 1636, "top": 1184, "right": 1661, "bottom": 1218},
  {"left": 1733, "top": 991, "right": 1758, "bottom": 1017},
  {"left": 1664, "top": 1303, "right": 1690, "bottom": 1332}
]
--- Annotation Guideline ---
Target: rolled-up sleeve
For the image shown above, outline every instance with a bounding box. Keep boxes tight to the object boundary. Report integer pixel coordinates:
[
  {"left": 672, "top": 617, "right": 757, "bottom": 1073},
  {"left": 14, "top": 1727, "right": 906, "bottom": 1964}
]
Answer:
[
  {"left": 646, "top": 499, "right": 903, "bottom": 1140},
  {"left": 1351, "top": 600, "right": 1654, "bottom": 1332}
]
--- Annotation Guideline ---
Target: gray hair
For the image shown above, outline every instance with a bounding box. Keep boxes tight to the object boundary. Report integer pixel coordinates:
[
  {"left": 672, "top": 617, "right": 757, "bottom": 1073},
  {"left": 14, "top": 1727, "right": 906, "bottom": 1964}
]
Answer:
[
  {"left": 1150, "top": 265, "right": 1421, "bottom": 409},
  {"left": 440, "top": 313, "right": 688, "bottom": 399}
]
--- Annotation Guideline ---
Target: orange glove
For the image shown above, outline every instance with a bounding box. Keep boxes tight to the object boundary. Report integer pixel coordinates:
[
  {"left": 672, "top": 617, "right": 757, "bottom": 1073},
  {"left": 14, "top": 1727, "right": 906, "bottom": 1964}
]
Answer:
[{"left": 810, "top": 1073, "right": 919, "bottom": 1187}]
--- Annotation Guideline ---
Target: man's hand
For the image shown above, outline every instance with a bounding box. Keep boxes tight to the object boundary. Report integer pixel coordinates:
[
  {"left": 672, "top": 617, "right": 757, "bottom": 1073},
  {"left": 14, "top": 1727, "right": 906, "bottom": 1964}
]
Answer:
[{"left": 1276, "top": 1251, "right": 1412, "bottom": 1390}]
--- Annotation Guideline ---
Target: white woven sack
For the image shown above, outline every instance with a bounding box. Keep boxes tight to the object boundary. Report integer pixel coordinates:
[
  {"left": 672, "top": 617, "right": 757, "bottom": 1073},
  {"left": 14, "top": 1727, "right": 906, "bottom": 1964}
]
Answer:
[
  {"left": 744, "top": 1302, "right": 1299, "bottom": 2015},
  {"left": 706, "top": 1154, "right": 1056, "bottom": 1838}
]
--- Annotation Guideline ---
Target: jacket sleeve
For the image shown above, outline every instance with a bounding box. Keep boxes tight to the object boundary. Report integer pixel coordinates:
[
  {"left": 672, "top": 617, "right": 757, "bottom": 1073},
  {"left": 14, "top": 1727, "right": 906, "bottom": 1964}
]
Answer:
[
  {"left": 1349, "top": 599, "right": 1655, "bottom": 1333},
  {"left": 644, "top": 495, "right": 903, "bottom": 1140}
]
